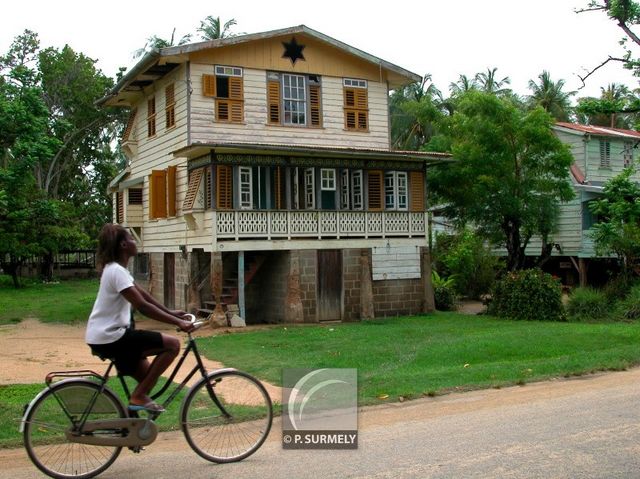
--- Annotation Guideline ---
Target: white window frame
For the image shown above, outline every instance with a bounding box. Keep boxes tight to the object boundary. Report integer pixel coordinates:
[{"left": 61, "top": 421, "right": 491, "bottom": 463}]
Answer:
[
  {"left": 384, "top": 171, "right": 408, "bottom": 211},
  {"left": 304, "top": 167, "right": 315, "bottom": 209},
  {"left": 321, "top": 168, "right": 336, "bottom": 191},
  {"left": 341, "top": 170, "right": 350, "bottom": 209},
  {"left": 343, "top": 78, "right": 368, "bottom": 88},
  {"left": 239, "top": 166, "right": 253, "bottom": 209},
  {"left": 283, "top": 74, "right": 307, "bottom": 125},
  {"left": 215, "top": 65, "right": 243, "bottom": 77},
  {"left": 351, "top": 170, "right": 363, "bottom": 210}
]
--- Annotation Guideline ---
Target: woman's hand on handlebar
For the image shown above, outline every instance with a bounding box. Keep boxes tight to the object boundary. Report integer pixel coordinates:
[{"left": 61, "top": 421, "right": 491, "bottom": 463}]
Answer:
[{"left": 177, "top": 318, "right": 196, "bottom": 333}]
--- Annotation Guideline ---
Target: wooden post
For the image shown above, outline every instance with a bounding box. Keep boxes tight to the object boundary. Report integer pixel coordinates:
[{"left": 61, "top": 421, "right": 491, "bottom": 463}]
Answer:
[
  {"left": 360, "top": 249, "right": 374, "bottom": 319},
  {"left": 186, "top": 250, "right": 201, "bottom": 314},
  {"left": 421, "top": 246, "right": 436, "bottom": 313},
  {"left": 579, "top": 258, "right": 588, "bottom": 287},
  {"left": 284, "top": 251, "right": 304, "bottom": 323},
  {"left": 209, "top": 252, "right": 227, "bottom": 327},
  {"left": 238, "top": 251, "right": 246, "bottom": 319}
]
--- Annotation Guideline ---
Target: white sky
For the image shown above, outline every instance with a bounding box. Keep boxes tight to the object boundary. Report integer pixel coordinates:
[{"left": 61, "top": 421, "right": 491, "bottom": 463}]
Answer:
[{"left": 2, "top": 0, "right": 639, "bottom": 100}]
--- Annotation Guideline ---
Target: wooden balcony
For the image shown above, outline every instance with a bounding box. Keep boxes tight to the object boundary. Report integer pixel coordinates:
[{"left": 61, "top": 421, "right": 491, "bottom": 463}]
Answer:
[{"left": 210, "top": 210, "right": 428, "bottom": 251}]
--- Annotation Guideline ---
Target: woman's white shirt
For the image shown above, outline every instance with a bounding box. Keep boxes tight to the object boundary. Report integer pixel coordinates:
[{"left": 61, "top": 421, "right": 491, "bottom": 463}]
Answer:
[{"left": 85, "top": 262, "right": 134, "bottom": 345}]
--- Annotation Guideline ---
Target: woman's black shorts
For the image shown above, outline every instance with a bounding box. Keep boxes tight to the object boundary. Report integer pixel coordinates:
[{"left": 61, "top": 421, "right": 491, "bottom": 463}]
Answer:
[{"left": 89, "top": 329, "right": 164, "bottom": 375}]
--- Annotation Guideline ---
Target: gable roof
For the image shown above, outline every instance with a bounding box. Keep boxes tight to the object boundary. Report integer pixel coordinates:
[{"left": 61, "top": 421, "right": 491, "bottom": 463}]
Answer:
[
  {"left": 98, "top": 25, "right": 421, "bottom": 106},
  {"left": 554, "top": 122, "right": 640, "bottom": 139}
]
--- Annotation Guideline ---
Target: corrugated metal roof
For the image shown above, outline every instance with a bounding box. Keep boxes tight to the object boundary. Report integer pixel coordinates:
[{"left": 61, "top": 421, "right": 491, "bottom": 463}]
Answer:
[{"left": 555, "top": 122, "right": 640, "bottom": 139}]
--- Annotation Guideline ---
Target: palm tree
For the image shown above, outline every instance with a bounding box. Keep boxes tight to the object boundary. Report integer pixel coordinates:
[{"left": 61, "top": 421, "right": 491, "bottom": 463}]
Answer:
[
  {"left": 390, "top": 74, "right": 448, "bottom": 150},
  {"left": 527, "top": 71, "right": 575, "bottom": 121},
  {"left": 133, "top": 28, "right": 192, "bottom": 58},
  {"left": 197, "top": 16, "right": 239, "bottom": 41},
  {"left": 449, "top": 74, "right": 478, "bottom": 98},
  {"left": 475, "top": 67, "right": 511, "bottom": 95}
]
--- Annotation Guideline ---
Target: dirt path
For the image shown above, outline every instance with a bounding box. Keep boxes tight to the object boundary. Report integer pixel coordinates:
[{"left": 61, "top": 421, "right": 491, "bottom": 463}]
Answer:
[{"left": 0, "top": 318, "right": 281, "bottom": 401}]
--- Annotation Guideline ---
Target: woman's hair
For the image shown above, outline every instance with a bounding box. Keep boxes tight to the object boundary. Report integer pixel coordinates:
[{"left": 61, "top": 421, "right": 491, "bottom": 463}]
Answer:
[{"left": 96, "top": 223, "right": 129, "bottom": 271}]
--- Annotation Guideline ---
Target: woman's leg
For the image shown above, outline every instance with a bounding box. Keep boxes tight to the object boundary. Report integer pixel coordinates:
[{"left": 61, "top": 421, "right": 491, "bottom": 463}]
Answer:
[{"left": 129, "top": 333, "right": 180, "bottom": 406}]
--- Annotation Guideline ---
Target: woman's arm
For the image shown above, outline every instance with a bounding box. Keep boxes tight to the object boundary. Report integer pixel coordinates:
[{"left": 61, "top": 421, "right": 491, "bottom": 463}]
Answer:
[
  {"left": 135, "top": 285, "right": 186, "bottom": 317},
  {"left": 121, "top": 286, "right": 193, "bottom": 332}
]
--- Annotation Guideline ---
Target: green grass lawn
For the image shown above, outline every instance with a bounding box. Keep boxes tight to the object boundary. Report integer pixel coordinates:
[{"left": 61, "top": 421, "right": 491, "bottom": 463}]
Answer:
[
  {"left": 197, "top": 313, "right": 640, "bottom": 404},
  {"left": 0, "top": 276, "right": 98, "bottom": 325}
]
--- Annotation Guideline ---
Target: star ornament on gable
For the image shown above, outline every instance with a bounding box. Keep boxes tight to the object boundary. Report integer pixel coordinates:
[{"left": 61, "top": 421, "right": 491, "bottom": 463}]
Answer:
[{"left": 282, "top": 37, "right": 306, "bottom": 65}]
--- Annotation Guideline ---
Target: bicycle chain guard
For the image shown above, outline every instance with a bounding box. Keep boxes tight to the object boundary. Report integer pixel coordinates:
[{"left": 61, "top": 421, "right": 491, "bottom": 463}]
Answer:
[{"left": 65, "top": 418, "right": 158, "bottom": 447}]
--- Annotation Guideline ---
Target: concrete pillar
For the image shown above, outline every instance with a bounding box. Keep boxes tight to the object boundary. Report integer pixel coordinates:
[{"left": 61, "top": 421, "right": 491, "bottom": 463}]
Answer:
[
  {"left": 421, "top": 247, "right": 436, "bottom": 313},
  {"left": 209, "top": 252, "right": 227, "bottom": 327},
  {"left": 284, "top": 251, "right": 304, "bottom": 323},
  {"left": 360, "top": 249, "right": 374, "bottom": 320}
]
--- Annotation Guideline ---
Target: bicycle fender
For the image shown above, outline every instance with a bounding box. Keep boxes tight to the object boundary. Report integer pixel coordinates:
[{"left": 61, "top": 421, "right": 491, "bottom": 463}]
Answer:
[{"left": 19, "top": 379, "right": 119, "bottom": 433}]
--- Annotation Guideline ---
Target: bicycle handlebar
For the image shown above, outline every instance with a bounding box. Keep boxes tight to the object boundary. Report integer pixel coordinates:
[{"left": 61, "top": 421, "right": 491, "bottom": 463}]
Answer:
[{"left": 179, "top": 313, "right": 206, "bottom": 333}]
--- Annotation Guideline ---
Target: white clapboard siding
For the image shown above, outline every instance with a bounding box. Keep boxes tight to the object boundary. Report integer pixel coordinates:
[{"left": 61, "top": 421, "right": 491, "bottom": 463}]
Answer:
[
  {"left": 371, "top": 245, "right": 421, "bottom": 281},
  {"left": 189, "top": 66, "right": 390, "bottom": 149},
  {"left": 524, "top": 196, "right": 583, "bottom": 256}
]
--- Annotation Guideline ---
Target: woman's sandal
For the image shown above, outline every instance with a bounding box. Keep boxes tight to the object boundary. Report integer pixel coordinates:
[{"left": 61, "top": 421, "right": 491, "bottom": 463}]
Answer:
[{"left": 128, "top": 401, "right": 165, "bottom": 413}]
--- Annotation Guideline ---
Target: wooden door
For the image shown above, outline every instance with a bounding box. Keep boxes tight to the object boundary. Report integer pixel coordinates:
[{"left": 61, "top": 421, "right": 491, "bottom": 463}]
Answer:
[
  {"left": 164, "top": 253, "right": 175, "bottom": 310},
  {"left": 317, "top": 250, "right": 342, "bottom": 321}
]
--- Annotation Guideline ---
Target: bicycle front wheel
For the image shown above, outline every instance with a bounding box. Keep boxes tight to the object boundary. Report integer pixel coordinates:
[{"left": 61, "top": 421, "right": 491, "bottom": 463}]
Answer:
[
  {"left": 23, "top": 380, "right": 126, "bottom": 479},
  {"left": 181, "top": 370, "right": 273, "bottom": 463}
]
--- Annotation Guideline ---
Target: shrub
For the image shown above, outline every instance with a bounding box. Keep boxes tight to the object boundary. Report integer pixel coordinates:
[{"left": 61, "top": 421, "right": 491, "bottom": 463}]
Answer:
[
  {"left": 487, "top": 269, "right": 564, "bottom": 321},
  {"left": 615, "top": 285, "right": 640, "bottom": 320},
  {"left": 432, "top": 230, "right": 502, "bottom": 299},
  {"left": 566, "top": 287, "right": 609, "bottom": 321},
  {"left": 602, "top": 274, "right": 636, "bottom": 304},
  {"left": 432, "top": 271, "right": 457, "bottom": 311}
]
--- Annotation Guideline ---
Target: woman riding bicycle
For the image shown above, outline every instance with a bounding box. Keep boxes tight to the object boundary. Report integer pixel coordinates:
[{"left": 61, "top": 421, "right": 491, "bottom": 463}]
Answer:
[{"left": 85, "top": 223, "right": 194, "bottom": 413}]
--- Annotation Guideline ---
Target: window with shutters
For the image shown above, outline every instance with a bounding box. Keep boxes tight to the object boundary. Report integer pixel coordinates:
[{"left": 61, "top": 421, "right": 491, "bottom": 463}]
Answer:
[
  {"left": 239, "top": 167, "right": 253, "bottom": 209},
  {"left": 600, "top": 140, "right": 611, "bottom": 167},
  {"left": 147, "top": 97, "right": 156, "bottom": 137},
  {"left": 351, "top": 170, "right": 363, "bottom": 210},
  {"left": 384, "top": 171, "right": 408, "bottom": 211},
  {"left": 216, "top": 165, "right": 233, "bottom": 210},
  {"left": 341, "top": 170, "right": 350, "bottom": 209},
  {"left": 116, "top": 192, "right": 124, "bottom": 223},
  {"left": 267, "top": 72, "right": 322, "bottom": 127},
  {"left": 183, "top": 168, "right": 204, "bottom": 211},
  {"left": 367, "top": 170, "right": 383, "bottom": 211},
  {"left": 409, "top": 171, "right": 425, "bottom": 212},
  {"left": 149, "top": 170, "right": 167, "bottom": 219},
  {"left": 128, "top": 188, "right": 143, "bottom": 205},
  {"left": 203, "top": 66, "right": 244, "bottom": 123},
  {"left": 343, "top": 78, "right": 368, "bottom": 131},
  {"left": 305, "top": 168, "right": 315, "bottom": 209},
  {"left": 165, "top": 83, "right": 175, "bottom": 129}
]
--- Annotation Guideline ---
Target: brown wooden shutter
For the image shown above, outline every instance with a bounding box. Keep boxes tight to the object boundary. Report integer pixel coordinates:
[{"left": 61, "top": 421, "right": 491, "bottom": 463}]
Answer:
[
  {"left": 147, "top": 98, "right": 156, "bottom": 137},
  {"left": 216, "top": 101, "right": 230, "bottom": 121},
  {"left": 150, "top": 170, "right": 167, "bottom": 218},
  {"left": 167, "top": 165, "right": 177, "bottom": 216},
  {"left": 183, "top": 168, "right": 203, "bottom": 210},
  {"left": 409, "top": 171, "right": 425, "bottom": 212},
  {"left": 165, "top": 84, "right": 176, "bottom": 128},
  {"left": 354, "top": 88, "right": 368, "bottom": 110},
  {"left": 309, "top": 85, "right": 322, "bottom": 127},
  {"left": 267, "top": 80, "right": 281, "bottom": 124},
  {"left": 216, "top": 165, "right": 232, "bottom": 210},
  {"left": 344, "top": 87, "right": 368, "bottom": 131},
  {"left": 229, "top": 77, "right": 243, "bottom": 100},
  {"left": 367, "top": 170, "right": 383, "bottom": 211},
  {"left": 274, "top": 166, "right": 284, "bottom": 209},
  {"left": 116, "top": 192, "right": 124, "bottom": 223},
  {"left": 203, "top": 74, "right": 216, "bottom": 97},
  {"left": 344, "top": 88, "right": 355, "bottom": 108}
]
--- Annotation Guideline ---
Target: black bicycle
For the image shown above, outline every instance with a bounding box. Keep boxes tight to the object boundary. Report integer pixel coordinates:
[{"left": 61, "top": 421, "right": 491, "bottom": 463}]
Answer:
[{"left": 21, "top": 315, "right": 273, "bottom": 479}]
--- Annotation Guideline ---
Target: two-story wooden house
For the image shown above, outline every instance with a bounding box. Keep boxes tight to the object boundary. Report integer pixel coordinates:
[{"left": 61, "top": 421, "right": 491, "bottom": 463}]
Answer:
[
  {"left": 99, "top": 25, "right": 448, "bottom": 324},
  {"left": 526, "top": 122, "right": 640, "bottom": 286}
]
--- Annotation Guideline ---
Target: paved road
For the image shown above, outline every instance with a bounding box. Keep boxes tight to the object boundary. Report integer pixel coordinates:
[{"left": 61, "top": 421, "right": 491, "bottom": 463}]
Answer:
[{"left": 4, "top": 368, "right": 640, "bottom": 479}]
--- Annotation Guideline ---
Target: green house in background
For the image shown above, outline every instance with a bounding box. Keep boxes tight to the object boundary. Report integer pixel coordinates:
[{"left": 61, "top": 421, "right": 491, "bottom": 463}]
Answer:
[{"left": 528, "top": 123, "right": 640, "bottom": 286}]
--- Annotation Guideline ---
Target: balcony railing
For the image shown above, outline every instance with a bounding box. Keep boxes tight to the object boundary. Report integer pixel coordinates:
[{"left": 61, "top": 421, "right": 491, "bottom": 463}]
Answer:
[{"left": 214, "top": 210, "right": 427, "bottom": 240}]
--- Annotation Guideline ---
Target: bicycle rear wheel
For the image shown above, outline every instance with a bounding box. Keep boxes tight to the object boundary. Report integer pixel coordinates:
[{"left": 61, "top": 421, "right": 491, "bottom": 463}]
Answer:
[
  {"left": 181, "top": 369, "right": 273, "bottom": 463},
  {"left": 23, "top": 380, "right": 126, "bottom": 479}
]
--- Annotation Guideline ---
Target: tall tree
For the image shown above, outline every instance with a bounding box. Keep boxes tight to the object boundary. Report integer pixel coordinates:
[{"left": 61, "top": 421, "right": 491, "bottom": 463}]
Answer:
[
  {"left": 429, "top": 91, "right": 575, "bottom": 270},
  {"left": 527, "top": 71, "right": 575, "bottom": 121},
  {"left": 576, "top": 82, "right": 637, "bottom": 127},
  {"left": 475, "top": 67, "right": 512, "bottom": 95},
  {"left": 389, "top": 74, "right": 447, "bottom": 150},
  {"left": 449, "top": 74, "right": 478, "bottom": 98},
  {"left": 197, "top": 16, "right": 240, "bottom": 40}
]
